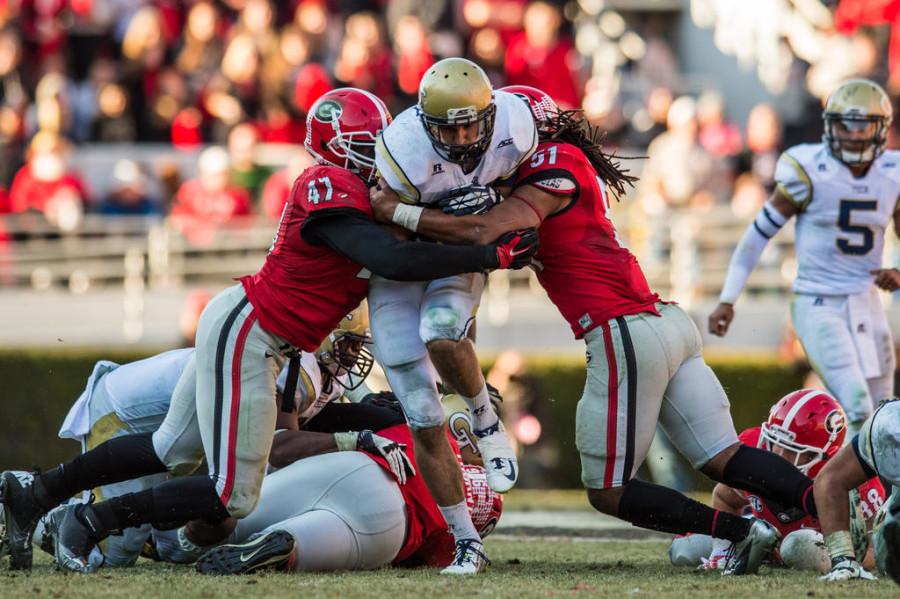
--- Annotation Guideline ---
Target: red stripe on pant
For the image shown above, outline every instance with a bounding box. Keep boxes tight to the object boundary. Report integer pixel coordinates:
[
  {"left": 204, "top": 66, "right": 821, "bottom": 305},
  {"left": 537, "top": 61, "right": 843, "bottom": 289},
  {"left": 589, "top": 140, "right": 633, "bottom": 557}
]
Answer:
[
  {"left": 220, "top": 310, "right": 258, "bottom": 506},
  {"left": 601, "top": 321, "right": 619, "bottom": 488}
]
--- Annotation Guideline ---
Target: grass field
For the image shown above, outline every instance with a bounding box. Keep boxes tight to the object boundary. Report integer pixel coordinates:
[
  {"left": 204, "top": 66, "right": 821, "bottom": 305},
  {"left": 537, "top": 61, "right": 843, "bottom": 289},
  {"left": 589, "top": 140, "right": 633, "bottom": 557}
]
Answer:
[{"left": 4, "top": 538, "right": 898, "bottom": 599}]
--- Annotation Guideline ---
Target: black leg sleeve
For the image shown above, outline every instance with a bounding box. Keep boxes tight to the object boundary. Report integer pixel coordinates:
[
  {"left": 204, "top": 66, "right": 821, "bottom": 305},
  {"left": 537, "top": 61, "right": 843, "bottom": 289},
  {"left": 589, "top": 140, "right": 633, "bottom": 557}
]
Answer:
[
  {"left": 618, "top": 479, "right": 751, "bottom": 543},
  {"left": 302, "top": 402, "right": 406, "bottom": 434},
  {"left": 88, "top": 475, "right": 229, "bottom": 535},
  {"left": 721, "top": 445, "right": 817, "bottom": 516},
  {"left": 36, "top": 432, "right": 167, "bottom": 508}
]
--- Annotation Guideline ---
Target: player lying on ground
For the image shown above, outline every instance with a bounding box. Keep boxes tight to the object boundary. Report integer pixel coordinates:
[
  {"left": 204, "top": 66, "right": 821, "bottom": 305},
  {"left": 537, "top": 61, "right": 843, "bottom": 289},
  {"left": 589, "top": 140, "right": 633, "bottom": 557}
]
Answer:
[
  {"left": 668, "top": 389, "right": 884, "bottom": 572},
  {"left": 370, "top": 85, "right": 824, "bottom": 576},
  {"left": 0, "top": 87, "right": 538, "bottom": 574},
  {"left": 815, "top": 397, "right": 900, "bottom": 583},
  {"left": 191, "top": 401, "right": 501, "bottom": 575},
  {"left": 1, "top": 309, "right": 401, "bottom": 568},
  {"left": 709, "top": 79, "right": 900, "bottom": 436},
  {"left": 370, "top": 57, "right": 538, "bottom": 573}
]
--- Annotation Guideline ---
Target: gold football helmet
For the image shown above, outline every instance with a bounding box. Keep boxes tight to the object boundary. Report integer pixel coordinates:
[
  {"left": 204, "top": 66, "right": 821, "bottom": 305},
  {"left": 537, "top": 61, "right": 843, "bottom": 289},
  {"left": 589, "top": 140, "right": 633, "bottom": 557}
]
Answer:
[
  {"left": 316, "top": 301, "right": 374, "bottom": 390},
  {"left": 418, "top": 57, "right": 495, "bottom": 170},
  {"left": 823, "top": 79, "right": 893, "bottom": 166}
]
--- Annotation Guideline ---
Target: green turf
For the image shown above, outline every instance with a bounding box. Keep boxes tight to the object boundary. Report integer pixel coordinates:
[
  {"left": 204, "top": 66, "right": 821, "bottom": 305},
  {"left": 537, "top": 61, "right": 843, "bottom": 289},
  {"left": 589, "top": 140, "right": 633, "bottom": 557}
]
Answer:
[{"left": 3, "top": 538, "right": 896, "bottom": 598}]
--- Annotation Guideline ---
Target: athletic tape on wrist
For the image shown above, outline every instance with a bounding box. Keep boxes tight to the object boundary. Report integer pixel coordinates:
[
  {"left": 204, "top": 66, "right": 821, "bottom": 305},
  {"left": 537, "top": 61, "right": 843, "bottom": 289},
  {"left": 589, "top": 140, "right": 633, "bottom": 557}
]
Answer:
[
  {"left": 392, "top": 203, "right": 424, "bottom": 232},
  {"left": 824, "top": 530, "right": 855, "bottom": 560},
  {"left": 333, "top": 431, "right": 359, "bottom": 452}
]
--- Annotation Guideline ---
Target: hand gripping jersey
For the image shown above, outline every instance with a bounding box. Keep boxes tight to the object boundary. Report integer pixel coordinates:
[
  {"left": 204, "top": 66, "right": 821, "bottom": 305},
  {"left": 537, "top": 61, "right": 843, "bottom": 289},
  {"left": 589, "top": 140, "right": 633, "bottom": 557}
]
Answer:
[
  {"left": 375, "top": 90, "right": 537, "bottom": 205},
  {"left": 775, "top": 143, "right": 900, "bottom": 296},
  {"left": 515, "top": 141, "right": 660, "bottom": 337},
  {"left": 370, "top": 424, "right": 502, "bottom": 567},
  {"left": 738, "top": 427, "right": 885, "bottom": 536},
  {"left": 241, "top": 165, "right": 373, "bottom": 351}
]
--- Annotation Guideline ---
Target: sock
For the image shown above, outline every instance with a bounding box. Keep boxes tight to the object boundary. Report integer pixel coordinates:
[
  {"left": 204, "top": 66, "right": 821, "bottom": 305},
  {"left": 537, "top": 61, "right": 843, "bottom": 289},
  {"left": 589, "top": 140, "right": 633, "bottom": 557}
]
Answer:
[
  {"left": 37, "top": 432, "right": 166, "bottom": 508},
  {"left": 438, "top": 500, "right": 481, "bottom": 542},
  {"left": 462, "top": 383, "right": 496, "bottom": 432},
  {"left": 88, "top": 475, "right": 229, "bottom": 535},
  {"left": 721, "top": 445, "right": 816, "bottom": 516},
  {"left": 617, "top": 479, "right": 752, "bottom": 543}
]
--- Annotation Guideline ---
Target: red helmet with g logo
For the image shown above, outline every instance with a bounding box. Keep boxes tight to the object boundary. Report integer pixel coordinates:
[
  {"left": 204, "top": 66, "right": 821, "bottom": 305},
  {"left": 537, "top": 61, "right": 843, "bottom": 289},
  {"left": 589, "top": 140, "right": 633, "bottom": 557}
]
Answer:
[
  {"left": 462, "top": 464, "right": 504, "bottom": 538},
  {"left": 304, "top": 87, "right": 391, "bottom": 182},
  {"left": 499, "top": 85, "right": 558, "bottom": 128},
  {"left": 761, "top": 389, "right": 847, "bottom": 477}
]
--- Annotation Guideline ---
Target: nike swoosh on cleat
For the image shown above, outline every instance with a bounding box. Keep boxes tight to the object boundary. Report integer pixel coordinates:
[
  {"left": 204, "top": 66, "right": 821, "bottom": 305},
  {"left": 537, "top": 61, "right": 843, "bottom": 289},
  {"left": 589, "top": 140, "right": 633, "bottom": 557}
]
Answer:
[
  {"left": 490, "top": 458, "right": 517, "bottom": 482},
  {"left": 240, "top": 545, "right": 267, "bottom": 563}
]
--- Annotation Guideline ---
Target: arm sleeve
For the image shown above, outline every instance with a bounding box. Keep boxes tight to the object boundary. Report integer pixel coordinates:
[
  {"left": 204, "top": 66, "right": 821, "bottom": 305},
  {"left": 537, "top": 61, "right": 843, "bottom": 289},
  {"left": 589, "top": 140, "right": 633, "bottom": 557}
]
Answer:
[
  {"left": 303, "top": 210, "right": 496, "bottom": 280},
  {"left": 718, "top": 203, "right": 788, "bottom": 303}
]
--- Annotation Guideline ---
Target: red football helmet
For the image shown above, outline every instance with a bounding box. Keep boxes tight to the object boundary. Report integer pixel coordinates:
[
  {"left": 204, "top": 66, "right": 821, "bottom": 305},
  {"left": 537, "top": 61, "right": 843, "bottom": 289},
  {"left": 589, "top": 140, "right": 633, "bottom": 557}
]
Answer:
[
  {"left": 304, "top": 87, "right": 391, "bottom": 182},
  {"left": 761, "top": 389, "right": 847, "bottom": 477},
  {"left": 499, "top": 85, "right": 559, "bottom": 128},
  {"left": 462, "top": 464, "right": 504, "bottom": 538}
]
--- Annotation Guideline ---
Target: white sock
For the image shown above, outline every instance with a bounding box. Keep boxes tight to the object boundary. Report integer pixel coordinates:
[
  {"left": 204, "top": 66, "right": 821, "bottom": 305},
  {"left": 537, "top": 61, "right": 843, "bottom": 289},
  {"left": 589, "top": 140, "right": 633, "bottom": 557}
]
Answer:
[
  {"left": 438, "top": 500, "right": 481, "bottom": 542},
  {"left": 462, "top": 383, "right": 496, "bottom": 432}
]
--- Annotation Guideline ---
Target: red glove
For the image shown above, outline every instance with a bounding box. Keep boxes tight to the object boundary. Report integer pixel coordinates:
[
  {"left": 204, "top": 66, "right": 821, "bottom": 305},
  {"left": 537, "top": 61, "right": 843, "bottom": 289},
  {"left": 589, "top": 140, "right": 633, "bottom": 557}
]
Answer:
[{"left": 490, "top": 228, "right": 539, "bottom": 269}]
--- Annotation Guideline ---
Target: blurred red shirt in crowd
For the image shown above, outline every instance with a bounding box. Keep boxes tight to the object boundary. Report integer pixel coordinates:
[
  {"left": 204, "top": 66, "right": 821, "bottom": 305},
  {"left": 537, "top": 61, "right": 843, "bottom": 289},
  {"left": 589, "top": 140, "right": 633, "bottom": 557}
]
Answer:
[
  {"left": 9, "top": 133, "right": 89, "bottom": 225},
  {"left": 260, "top": 150, "right": 314, "bottom": 220},
  {"left": 171, "top": 146, "right": 251, "bottom": 245},
  {"left": 504, "top": 1, "right": 580, "bottom": 109}
]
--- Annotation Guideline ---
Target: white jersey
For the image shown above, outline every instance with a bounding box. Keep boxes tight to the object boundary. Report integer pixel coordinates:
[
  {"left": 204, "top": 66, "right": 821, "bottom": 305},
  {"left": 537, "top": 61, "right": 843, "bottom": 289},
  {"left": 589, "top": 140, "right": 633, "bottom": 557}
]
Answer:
[
  {"left": 59, "top": 348, "right": 195, "bottom": 440},
  {"left": 775, "top": 143, "right": 900, "bottom": 295},
  {"left": 375, "top": 90, "right": 538, "bottom": 204},
  {"left": 59, "top": 348, "right": 337, "bottom": 439},
  {"left": 275, "top": 352, "right": 347, "bottom": 424}
]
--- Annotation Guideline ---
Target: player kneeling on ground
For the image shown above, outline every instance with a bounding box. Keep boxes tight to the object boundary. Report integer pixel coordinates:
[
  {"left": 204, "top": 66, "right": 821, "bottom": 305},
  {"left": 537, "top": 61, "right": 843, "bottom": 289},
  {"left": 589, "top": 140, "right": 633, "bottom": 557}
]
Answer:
[
  {"left": 668, "top": 389, "right": 884, "bottom": 572},
  {"left": 192, "top": 399, "right": 502, "bottom": 574},
  {"left": 815, "top": 398, "right": 900, "bottom": 583}
]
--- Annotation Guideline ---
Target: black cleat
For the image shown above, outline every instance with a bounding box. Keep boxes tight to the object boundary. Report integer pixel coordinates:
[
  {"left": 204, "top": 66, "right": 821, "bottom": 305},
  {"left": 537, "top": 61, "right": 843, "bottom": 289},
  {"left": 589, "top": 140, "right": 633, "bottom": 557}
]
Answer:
[
  {"left": 0, "top": 470, "right": 48, "bottom": 570},
  {"left": 722, "top": 518, "right": 780, "bottom": 576},
  {"left": 53, "top": 504, "right": 104, "bottom": 573},
  {"left": 195, "top": 530, "right": 295, "bottom": 575}
]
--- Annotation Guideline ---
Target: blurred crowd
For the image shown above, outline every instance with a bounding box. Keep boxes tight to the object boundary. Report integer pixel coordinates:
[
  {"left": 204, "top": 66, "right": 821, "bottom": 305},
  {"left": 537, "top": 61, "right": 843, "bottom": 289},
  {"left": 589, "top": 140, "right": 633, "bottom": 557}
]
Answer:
[{"left": 0, "top": 0, "right": 896, "bottom": 242}]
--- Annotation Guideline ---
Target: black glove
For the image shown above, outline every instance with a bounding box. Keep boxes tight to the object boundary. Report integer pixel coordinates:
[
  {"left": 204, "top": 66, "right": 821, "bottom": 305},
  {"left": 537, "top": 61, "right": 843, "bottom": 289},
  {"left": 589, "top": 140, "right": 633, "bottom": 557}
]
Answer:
[
  {"left": 438, "top": 185, "right": 503, "bottom": 216},
  {"left": 489, "top": 228, "right": 540, "bottom": 269}
]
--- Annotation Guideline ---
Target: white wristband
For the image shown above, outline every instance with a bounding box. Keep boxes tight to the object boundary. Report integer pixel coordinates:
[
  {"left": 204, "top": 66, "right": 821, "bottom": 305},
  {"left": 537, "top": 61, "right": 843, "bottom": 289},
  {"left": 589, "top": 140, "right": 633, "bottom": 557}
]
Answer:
[
  {"left": 391, "top": 203, "right": 424, "bottom": 232},
  {"left": 334, "top": 431, "right": 359, "bottom": 452}
]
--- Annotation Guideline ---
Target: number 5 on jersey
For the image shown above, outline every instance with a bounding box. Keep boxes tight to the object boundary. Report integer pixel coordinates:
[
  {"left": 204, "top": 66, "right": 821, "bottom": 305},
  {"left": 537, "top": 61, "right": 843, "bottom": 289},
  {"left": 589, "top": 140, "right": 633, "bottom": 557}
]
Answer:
[{"left": 308, "top": 176, "right": 333, "bottom": 205}]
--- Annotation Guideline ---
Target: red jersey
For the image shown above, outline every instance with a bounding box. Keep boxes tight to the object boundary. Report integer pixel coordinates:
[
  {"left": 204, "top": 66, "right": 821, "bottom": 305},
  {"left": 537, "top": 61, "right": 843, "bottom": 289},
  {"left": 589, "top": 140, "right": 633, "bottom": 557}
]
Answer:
[
  {"left": 737, "top": 427, "right": 886, "bottom": 536},
  {"left": 368, "top": 424, "right": 503, "bottom": 568},
  {"left": 514, "top": 142, "right": 660, "bottom": 338},
  {"left": 241, "top": 165, "right": 372, "bottom": 351}
]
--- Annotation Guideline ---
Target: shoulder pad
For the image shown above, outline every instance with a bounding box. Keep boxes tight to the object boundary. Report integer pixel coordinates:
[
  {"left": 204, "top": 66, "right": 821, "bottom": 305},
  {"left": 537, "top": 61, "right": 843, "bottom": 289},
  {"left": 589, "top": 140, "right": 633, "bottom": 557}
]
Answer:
[{"left": 775, "top": 148, "right": 814, "bottom": 211}]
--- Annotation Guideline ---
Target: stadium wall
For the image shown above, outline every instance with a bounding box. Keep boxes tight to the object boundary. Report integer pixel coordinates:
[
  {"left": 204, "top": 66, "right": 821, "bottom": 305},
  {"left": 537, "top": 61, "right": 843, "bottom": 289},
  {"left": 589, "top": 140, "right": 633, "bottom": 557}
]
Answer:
[{"left": 0, "top": 350, "right": 806, "bottom": 488}]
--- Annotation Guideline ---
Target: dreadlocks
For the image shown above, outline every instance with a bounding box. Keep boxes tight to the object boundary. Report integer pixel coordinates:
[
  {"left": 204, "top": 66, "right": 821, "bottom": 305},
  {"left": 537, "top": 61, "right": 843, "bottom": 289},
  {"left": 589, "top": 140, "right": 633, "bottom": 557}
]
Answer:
[{"left": 540, "top": 109, "right": 639, "bottom": 199}]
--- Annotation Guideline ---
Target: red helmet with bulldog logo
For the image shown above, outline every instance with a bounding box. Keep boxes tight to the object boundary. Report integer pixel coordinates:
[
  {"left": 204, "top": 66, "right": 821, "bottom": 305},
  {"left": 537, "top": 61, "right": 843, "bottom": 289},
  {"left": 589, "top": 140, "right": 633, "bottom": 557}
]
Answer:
[
  {"left": 761, "top": 389, "right": 847, "bottom": 477},
  {"left": 304, "top": 87, "right": 392, "bottom": 182}
]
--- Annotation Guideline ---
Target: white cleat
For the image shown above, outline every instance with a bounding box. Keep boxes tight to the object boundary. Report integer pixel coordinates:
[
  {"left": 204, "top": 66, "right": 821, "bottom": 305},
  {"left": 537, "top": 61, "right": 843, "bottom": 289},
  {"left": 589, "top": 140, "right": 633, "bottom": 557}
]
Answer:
[
  {"left": 474, "top": 420, "right": 518, "bottom": 493},
  {"left": 441, "top": 538, "right": 490, "bottom": 575}
]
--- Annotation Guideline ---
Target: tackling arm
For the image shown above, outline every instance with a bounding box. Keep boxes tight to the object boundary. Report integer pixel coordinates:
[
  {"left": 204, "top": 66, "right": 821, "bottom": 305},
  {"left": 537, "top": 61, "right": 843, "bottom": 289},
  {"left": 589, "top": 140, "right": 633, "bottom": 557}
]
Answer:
[{"left": 370, "top": 181, "right": 565, "bottom": 245}]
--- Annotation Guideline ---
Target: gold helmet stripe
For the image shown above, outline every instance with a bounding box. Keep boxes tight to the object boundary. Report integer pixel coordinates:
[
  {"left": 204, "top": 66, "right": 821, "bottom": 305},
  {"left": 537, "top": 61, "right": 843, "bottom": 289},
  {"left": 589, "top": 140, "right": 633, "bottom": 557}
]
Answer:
[
  {"left": 375, "top": 135, "right": 420, "bottom": 203},
  {"left": 776, "top": 153, "right": 813, "bottom": 212}
]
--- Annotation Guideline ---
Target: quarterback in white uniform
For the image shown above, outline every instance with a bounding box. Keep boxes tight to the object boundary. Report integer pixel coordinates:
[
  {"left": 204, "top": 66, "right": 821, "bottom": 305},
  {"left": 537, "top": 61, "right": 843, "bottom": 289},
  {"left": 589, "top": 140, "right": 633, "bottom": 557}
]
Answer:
[
  {"left": 710, "top": 79, "right": 900, "bottom": 432},
  {"left": 371, "top": 57, "right": 536, "bottom": 574}
]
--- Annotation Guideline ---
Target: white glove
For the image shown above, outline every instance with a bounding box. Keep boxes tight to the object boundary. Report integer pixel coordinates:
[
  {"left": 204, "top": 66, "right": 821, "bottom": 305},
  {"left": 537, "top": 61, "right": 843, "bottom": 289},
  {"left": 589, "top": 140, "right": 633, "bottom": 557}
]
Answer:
[
  {"left": 819, "top": 557, "right": 877, "bottom": 582},
  {"left": 438, "top": 185, "right": 503, "bottom": 216},
  {"left": 335, "top": 430, "right": 416, "bottom": 484}
]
